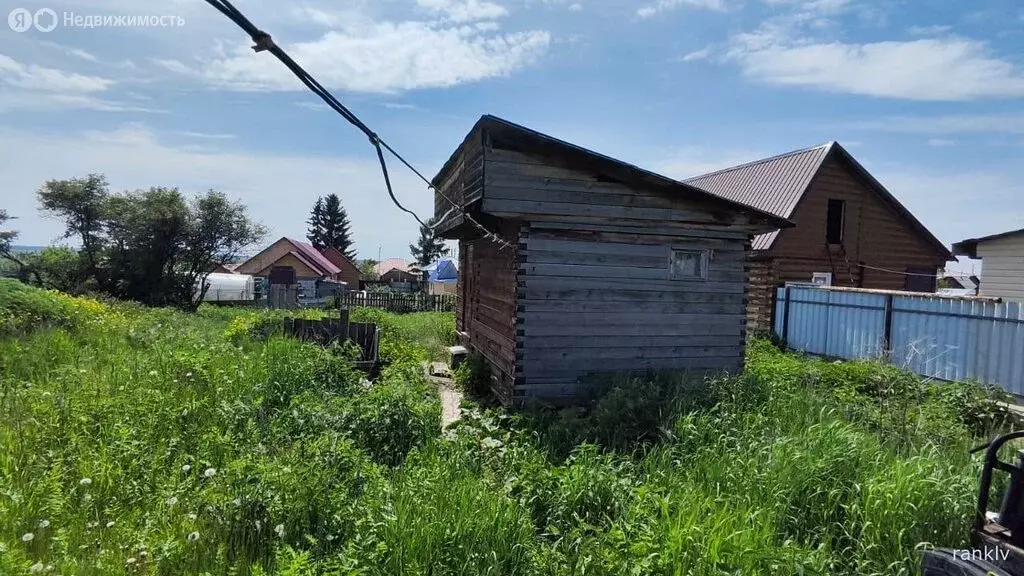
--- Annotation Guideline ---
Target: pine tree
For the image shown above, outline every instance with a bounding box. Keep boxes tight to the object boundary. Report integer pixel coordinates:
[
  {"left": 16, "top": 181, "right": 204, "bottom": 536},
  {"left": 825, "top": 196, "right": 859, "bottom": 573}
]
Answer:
[
  {"left": 306, "top": 197, "right": 326, "bottom": 249},
  {"left": 409, "top": 217, "right": 449, "bottom": 268},
  {"left": 321, "top": 194, "right": 356, "bottom": 260}
]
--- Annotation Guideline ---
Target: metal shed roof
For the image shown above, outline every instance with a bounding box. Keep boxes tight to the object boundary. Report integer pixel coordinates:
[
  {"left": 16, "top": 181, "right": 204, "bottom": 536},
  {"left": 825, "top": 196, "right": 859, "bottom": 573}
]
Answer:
[
  {"left": 684, "top": 143, "right": 831, "bottom": 250},
  {"left": 685, "top": 142, "right": 952, "bottom": 260}
]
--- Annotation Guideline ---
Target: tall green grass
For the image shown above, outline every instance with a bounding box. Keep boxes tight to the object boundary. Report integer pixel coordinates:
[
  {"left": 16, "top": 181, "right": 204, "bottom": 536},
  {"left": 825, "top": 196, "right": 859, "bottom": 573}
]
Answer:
[{"left": 0, "top": 278, "right": 1012, "bottom": 575}]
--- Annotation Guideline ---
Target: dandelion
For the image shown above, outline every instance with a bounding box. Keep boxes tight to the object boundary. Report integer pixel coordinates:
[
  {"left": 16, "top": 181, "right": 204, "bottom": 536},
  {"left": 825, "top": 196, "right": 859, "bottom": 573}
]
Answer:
[
  {"left": 106, "top": 521, "right": 115, "bottom": 528},
  {"left": 38, "top": 519, "right": 50, "bottom": 529},
  {"left": 22, "top": 532, "right": 34, "bottom": 542},
  {"left": 148, "top": 370, "right": 158, "bottom": 376},
  {"left": 87, "top": 521, "right": 98, "bottom": 529},
  {"left": 274, "top": 524, "right": 285, "bottom": 537},
  {"left": 30, "top": 563, "right": 44, "bottom": 574},
  {"left": 187, "top": 513, "right": 197, "bottom": 521},
  {"left": 126, "top": 557, "right": 137, "bottom": 565},
  {"left": 166, "top": 496, "right": 178, "bottom": 505},
  {"left": 79, "top": 477, "right": 92, "bottom": 486},
  {"left": 187, "top": 531, "right": 200, "bottom": 542},
  {"left": 203, "top": 467, "right": 216, "bottom": 478},
  {"left": 186, "top": 372, "right": 193, "bottom": 377}
]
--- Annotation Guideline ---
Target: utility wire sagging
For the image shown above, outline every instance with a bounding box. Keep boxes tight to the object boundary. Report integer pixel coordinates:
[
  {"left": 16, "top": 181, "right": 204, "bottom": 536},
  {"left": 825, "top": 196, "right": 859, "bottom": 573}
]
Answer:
[{"left": 201, "top": 0, "right": 514, "bottom": 252}]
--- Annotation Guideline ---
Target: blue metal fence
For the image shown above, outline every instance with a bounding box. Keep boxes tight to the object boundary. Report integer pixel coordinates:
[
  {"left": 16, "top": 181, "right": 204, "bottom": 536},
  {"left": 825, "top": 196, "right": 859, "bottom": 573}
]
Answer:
[{"left": 774, "top": 286, "right": 1024, "bottom": 395}]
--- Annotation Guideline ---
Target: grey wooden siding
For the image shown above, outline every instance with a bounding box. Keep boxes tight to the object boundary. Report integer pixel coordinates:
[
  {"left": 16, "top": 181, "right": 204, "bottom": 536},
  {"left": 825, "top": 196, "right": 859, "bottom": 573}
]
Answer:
[
  {"left": 483, "top": 149, "right": 750, "bottom": 229},
  {"left": 515, "top": 223, "right": 750, "bottom": 400},
  {"left": 433, "top": 129, "right": 484, "bottom": 235}
]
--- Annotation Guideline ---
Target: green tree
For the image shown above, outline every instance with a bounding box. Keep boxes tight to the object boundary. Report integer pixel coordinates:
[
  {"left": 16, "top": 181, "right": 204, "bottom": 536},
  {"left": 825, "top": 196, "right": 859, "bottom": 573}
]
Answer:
[
  {"left": 409, "top": 217, "right": 449, "bottom": 268},
  {"left": 0, "top": 210, "right": 44, "bottom": 285},
  {"left": 306, "top": 197, "right": 326, "bottom": 249},
  {"left": 180, "top": 191, "right": 266, "bottom": 310},
  {"left": 358, "top": 259, "right": 379, "bottom": 278},
  {"left": 34, "top": 174, "right": 264, "bottom": 309},
  {"left": 307, "top": 194, "right": 356, "bottom": 259},
  {"left": 36, "top": 174, "right": 109, "bottom": 278}
]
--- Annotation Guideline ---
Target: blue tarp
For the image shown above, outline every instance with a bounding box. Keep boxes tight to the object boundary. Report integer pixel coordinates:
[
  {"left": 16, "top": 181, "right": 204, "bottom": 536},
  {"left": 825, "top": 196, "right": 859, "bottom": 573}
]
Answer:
[{"left": 424, "top": 258, "right": 458, "bottom": 283}]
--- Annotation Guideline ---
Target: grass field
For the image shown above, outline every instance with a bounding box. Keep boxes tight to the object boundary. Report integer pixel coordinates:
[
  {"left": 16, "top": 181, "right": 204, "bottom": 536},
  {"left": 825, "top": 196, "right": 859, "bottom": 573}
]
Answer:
[{"left": 0, "top": 278, "right": 1018, "bottom": 575}]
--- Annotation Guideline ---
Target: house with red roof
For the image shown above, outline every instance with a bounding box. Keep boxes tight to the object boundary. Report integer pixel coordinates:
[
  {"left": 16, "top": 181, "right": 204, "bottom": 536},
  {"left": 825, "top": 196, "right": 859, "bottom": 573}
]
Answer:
[{"left": 235, "top": 237, "right": 344, "bottom": 283}]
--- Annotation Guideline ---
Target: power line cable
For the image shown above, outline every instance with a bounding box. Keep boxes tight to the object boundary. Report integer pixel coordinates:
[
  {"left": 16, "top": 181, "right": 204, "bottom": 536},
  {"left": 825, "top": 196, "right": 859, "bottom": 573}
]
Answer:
[{"left": 202, "top": 0, "right": 514, "bottom": 251}]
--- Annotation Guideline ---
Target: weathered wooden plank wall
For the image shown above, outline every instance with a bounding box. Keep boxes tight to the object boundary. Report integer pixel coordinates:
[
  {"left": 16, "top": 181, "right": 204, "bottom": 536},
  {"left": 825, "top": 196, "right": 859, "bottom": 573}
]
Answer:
[
  {"left": 515, "top": 224, "right": 749, "bottom": 400},
  {"left": 459, "top": 220, "right": 520, "bottom": 403}
]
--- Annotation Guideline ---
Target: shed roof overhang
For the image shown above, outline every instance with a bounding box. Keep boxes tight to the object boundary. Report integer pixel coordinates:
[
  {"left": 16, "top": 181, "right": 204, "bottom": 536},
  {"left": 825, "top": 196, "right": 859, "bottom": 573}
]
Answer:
[{"left": 953, "top": 227, "right": 1024, "bottom": 259}]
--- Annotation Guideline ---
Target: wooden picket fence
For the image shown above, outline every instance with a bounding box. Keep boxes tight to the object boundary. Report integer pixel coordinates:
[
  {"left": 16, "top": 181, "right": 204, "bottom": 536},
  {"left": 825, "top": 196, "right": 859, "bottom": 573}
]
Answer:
[
  {"left": 279, "top": 313, "right": 379, "bottom": 370},
  {"left": 337, "top": 292, "right": 456, "bottom": 313}
]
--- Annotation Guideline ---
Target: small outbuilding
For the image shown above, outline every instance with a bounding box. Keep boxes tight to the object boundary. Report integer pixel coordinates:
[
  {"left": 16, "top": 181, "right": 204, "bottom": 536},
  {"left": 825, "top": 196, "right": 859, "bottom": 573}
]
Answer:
[{"left": 432, "top": 116, "right": 791, "bottom": 404}]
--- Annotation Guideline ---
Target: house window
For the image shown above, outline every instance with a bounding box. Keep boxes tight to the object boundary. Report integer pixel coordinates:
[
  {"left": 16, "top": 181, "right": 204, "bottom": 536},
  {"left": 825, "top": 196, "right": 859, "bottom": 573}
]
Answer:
[
  {"left": 904, "top": 267, "right": 936, "bottom": 292},
  {"left": 826, "top": 199, "right": 845, "bottom": 244},
  {"left": 669, "top": 250, "right": 708, "bottom": 281}
]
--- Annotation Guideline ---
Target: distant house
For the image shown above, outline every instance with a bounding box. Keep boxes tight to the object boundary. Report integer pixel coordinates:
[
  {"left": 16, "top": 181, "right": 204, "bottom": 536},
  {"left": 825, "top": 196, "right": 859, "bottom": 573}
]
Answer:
[
  {"left": 953, "top": 228, "right": 1024, "bottom": 301},
  {"left": 370, "top": 258, "right": 421, "bottom": 288},
  {"left": 319, "top": 247, "right": 361, "bottom": 289},
  {"left": 423, "top": 258, "right": 458, "bottom": 295},
  {"left": 432, "top": 115, "right": 790, "bottom": 403},
  {"left": 235, "top": 237, "right": 342, "bottom": 283},
  {"left": 686, "top": 141, "right": 953, "bottom": 331},
  {"left": 210, "top": 263, "right": 240, "bottom": 274}
]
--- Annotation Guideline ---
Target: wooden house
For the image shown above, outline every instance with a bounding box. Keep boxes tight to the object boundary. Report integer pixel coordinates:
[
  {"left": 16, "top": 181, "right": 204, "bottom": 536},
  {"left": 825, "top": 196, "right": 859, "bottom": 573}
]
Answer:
[
  {"left": 953, "top": 228, "right": 1024, "bottom": 301},
  {"left": 319, "top": 246, "right": 361, "bottom": 289},
  {"left": 685, "top": 142, "right": 953, "bottom": 331},
  {"left": 235, "top": 237, "right": 342, "bottom": 282},
  {"left": 432, "top": 116, "right": 791, "bottom": 403}
]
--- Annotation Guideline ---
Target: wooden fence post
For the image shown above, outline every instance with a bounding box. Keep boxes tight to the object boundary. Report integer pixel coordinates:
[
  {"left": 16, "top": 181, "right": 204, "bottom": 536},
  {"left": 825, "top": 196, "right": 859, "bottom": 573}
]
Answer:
[
  {"left": 340, "top": 307, "right": 350, "bottom": 344},
  {"left": 781, "top": 286, "right": 791, "bottom": 348}
]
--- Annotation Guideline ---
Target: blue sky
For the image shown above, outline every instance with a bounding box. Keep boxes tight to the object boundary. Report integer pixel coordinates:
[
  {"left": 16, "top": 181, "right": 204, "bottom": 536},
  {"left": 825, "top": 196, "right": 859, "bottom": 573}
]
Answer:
[{"left": 1, "top": 0, "right": 1022, "bottom": 271}]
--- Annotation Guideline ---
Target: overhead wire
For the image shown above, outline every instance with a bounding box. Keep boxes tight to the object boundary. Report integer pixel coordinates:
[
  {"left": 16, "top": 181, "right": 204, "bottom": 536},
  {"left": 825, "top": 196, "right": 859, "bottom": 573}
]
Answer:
[{"left": 202, "top": 0, "right": 514, "bottom": 251}]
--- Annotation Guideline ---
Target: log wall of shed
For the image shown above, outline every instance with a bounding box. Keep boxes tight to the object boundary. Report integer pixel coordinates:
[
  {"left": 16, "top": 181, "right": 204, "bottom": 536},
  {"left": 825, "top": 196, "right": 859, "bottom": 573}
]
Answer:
[
  {"left": 515, "top": 223, "right": 750, "bottom": 400},
  {"left": 457, "top": 220, "right": 520, "bottom": 404}
]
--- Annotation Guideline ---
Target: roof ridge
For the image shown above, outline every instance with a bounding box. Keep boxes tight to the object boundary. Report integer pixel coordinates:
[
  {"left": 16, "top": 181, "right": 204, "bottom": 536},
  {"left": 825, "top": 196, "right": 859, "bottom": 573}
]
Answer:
[{"left": 685, "top": 141, "right": 835, "bottom": 182}]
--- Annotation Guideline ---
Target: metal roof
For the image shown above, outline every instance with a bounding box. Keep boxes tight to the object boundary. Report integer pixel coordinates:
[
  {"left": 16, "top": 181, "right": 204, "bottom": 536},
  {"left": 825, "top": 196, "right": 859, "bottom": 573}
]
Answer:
[
  {"left": 952, "top": 227, "right": 1024, "bottom": 258},
  {"left": 288, "top": 239, "right": 342, "bottom": 276},
  {"left": 685, "top": 142, "right": 952, "bottom": 261},
  {"left": 684, "top": 143, "right": 833, "bottom": 250}
]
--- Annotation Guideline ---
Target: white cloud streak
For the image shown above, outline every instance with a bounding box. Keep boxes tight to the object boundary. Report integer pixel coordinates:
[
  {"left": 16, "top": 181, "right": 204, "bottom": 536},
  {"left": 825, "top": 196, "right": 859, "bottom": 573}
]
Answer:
[
  {"left": 160, "top": 20, "right": 550, "bottom": 93},
  {"left": 637, "top": 0, "right": 727, "bottom": 19},
  {"left": 728, "top": 36, "right": 1024, "bottom": 101}
]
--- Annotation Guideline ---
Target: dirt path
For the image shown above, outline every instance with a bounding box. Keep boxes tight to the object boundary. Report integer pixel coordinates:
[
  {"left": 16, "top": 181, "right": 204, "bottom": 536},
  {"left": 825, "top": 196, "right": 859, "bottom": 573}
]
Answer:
[{"left": 423, "top": 361, "right": 463, "bottom": 428}]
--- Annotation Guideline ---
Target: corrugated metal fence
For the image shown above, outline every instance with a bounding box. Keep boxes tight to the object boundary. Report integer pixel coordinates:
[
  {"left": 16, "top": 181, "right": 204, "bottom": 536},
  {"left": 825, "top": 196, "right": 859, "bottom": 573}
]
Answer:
[{"left": 774, "top": 286, "right": 1024, "bottom": 395}]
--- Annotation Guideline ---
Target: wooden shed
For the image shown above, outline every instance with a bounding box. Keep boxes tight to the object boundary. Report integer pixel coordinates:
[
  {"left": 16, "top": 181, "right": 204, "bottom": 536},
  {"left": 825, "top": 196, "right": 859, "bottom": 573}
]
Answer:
[{"left": 432, "top": 116, "right": 791, "bottom": 403}]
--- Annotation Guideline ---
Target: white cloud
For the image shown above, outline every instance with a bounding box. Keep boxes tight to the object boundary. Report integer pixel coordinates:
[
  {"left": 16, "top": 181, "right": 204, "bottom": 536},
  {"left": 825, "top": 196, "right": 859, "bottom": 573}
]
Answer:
[
  {"left": 0, "top": 124, "right": 432, "bottom": 260},
  {"left": 926, "top": 138, "right": 955, "bottom": 147},
  {"left": 637, "top": 0, "right": 727, "bottom": 19},
  {"left": 415, "top": 0, "right": 509, "bottom": 22},
  {"left": 0, "top": 54, "right": 113, "bottom": 93},
  {"left": 178, "top": 131, "right": 237, "bottom": 140},
  {"left": 728, "top": 36, "right": 1024, "bottom": 101},
  {"left": 680, "top": 47, "right": 712, "bottom": 61},
  {"left": 163, "top": 20, "right": 549, "bottom": 93},
  {"left": 568, "top": 3, "right": 583, "bottom": 11},
  {"left": 907, "top": 24, "right": 952, "bottom": 36}
]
